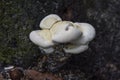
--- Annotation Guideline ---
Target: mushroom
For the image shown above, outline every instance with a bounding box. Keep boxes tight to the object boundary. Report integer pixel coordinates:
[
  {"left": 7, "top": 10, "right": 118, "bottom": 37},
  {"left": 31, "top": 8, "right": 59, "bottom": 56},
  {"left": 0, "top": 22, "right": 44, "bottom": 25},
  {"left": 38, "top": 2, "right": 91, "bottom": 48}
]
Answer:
[
  {"left": 73, "top": 23, "right": 96, "bottom": 44},
  {"left": 39, "top": 47, "right": 54, "bottom": 54},
  {"left": 40, "top": 14, "right": 62, "bottom": 29},
  {"left": 29, "top": 14, "right": 62, "bottom": 53},
  {"left": 50, "top": 21, "right": 82, "bottom": 43},
  {"left": 63, "top": 23, "right": 95, "bottom": 54},
  {"left": 29, "top": 30, "right": 54, "bottom": 48},
  {"left": 29, "top": 14, "right": 95, "bottom": 54},
  {"left": 64, "top": 44, "right": 88, "bottom": 54}
]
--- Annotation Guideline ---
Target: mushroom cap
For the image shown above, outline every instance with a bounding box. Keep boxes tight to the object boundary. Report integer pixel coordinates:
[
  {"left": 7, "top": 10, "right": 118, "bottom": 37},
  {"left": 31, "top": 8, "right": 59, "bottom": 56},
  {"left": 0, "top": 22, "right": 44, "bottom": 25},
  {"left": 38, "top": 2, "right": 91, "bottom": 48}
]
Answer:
[
  {"left": 39, "top": 47, "right": 54, "bottom": 54},
  {"left": 64, "top": 44, "right": 88, "bottom": 54},
  {"left": 40, "top": 14, "right": 62, "bottom": 29},
  {"left": 50, "top": 21, "right": 82, "bottom": 43},
  {"left": 63, "top": 23, "right": 95, "bottom": 54},
  {"left": 29, "top": 30, "right": 54, "bottom": 48},
  {"left": 73, "top": 23, "right": 96, "bottom": 44}
]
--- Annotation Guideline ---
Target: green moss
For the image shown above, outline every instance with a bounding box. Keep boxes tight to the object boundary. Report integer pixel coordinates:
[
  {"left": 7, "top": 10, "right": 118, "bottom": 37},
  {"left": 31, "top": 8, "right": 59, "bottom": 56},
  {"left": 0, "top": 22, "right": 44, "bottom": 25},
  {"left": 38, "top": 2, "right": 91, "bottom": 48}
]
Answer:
[{"left": 0, "top": 0, "right": 38, "bottom": 65}]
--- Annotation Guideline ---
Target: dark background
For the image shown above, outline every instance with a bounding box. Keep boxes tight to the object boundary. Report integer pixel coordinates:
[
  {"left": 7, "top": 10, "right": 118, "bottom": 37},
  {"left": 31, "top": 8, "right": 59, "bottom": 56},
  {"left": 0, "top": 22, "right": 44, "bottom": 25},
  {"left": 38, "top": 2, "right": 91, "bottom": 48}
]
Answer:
[{"left": 0, "top": 0, "right": 120, "bottom": 80}]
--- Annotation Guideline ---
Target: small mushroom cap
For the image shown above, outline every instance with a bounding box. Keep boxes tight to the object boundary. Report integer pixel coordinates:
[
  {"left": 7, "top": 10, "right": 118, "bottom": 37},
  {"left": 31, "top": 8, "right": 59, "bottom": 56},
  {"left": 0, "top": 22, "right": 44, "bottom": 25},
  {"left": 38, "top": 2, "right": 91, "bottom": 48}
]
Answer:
[
  {"left": 64, "top": 44, "right": 88, "bottom": 54},
  {"left": 39, "top": 47, "right": 54, "bottom": 54},
  {"left": 50, "top": 21, "right": 82, "bottom": 43},
  {"left": 29, "top": 30, "right": 54, "bottom": 48},
  {"left": 73, "top": 23, "right": 96, "bottom": 44},
  {"left": 40, "top": 14, "right": 62, "bottom": 29}
]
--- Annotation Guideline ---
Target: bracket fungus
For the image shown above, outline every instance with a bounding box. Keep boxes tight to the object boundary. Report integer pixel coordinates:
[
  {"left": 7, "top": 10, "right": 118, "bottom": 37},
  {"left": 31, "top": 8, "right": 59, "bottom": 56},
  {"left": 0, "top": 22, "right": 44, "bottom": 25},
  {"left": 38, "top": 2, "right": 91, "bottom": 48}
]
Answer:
[{"left": 29, "top": 14, "right": 95, "bottom": 54}]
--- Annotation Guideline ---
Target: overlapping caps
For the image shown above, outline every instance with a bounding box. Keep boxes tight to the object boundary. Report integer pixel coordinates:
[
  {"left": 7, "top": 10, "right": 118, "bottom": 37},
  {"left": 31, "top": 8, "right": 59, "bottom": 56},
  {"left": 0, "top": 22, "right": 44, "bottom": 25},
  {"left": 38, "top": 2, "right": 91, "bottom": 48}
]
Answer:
[{"left": 29, "top": 14, "right": 95, "bottom": 54}]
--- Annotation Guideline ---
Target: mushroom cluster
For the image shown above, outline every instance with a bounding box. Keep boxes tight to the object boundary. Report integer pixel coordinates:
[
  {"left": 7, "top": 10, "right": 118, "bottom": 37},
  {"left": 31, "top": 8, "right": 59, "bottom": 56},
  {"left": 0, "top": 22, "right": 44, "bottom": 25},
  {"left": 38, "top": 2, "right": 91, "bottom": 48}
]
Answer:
[{"left": 29, "top": 14, "right": 95, "bottom": 54}]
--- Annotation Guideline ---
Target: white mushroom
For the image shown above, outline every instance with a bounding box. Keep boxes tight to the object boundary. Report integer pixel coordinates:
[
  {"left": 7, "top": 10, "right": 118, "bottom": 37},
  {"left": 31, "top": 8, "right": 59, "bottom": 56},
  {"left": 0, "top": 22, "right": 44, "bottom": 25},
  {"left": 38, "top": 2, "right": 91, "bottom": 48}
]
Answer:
[
  {"left": 39, "top": 47, "right": 54, "bottom": 54},
  {"left": 50, "top": 21, "right": 82, "bottom": 43},
  {"left": 64, "top": 44, "right": 88, "bottom": 54},
  {"left": 73, "top": 23, "right": 96, "bottom": 44},
  {"left": 29, "top": 30, "right": 54, "bottom": 48},
  {"left": 63, "top": 23, "right": 95, "bottom": 54},
  {"left": 29, "top": 14, "right": 95, "bottom": 54},
  {"left": 29, "top": 14, "right": 62, "bottom": 53},
  {"left": 40, "top": 14, "right": 62, "bottom": 29}
]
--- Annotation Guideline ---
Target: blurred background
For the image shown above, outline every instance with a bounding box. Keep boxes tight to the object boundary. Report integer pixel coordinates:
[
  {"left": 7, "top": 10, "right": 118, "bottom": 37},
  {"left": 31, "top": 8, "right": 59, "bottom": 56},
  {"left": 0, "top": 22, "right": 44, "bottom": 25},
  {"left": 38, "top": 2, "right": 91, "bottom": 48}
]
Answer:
[{"left": 0, "top": 0, "right": 120, "bottom": 80}]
